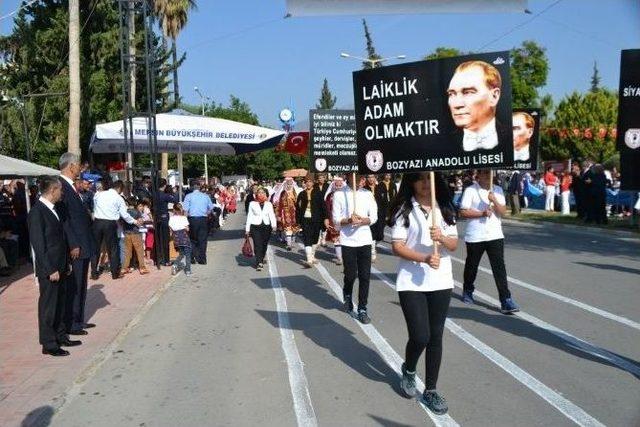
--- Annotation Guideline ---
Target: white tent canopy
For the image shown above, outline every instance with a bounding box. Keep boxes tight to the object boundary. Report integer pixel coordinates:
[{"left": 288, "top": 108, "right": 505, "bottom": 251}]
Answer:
[
  {"left": 90, "top": 109, "right": 285, "bottom": 155},
  {"left": 0, "top": 154, "right": 59, "bottom": 178}
]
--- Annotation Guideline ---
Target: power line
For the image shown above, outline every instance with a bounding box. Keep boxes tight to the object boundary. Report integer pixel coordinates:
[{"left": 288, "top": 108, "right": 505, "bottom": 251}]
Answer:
[
  {"left": 477, "top": 0, "right": 564, "bottom": 51},
  {"left": 0, "top": 0, "right": 39, "bottom": 22},
  {"left": 184, "top": 16, "right": 283, "bottom": 50}
]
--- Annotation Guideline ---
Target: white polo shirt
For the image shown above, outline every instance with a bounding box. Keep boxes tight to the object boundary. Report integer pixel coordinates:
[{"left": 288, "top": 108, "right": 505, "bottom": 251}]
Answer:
[
  {"left": 459, "top": 183, "right": 505, "bottom": 243},
  {"left": 391, "top": 200, "right": 457, "bottom": 292},
  {"left": 332, "top": 188, "right": 377, "bottom": 247}
]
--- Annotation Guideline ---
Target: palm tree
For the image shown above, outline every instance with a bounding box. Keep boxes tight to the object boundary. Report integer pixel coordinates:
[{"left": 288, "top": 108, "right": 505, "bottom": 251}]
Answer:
[
  {"left": 153, "top": 0, "right": 197, "bottom": 178},
  {"left": 68, "top": 0, "right": 81, "bottom": 156}
]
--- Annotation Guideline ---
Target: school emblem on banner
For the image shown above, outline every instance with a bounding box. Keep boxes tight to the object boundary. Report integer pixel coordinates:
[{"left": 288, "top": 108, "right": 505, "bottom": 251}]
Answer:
[
  {"left": 624, "top": 129, "right": 640, "bottom": 149},
  {"left": 366, "top": 150, "right": 384, "bottom": 172},
  {"left": 315, "top": 158, "right": 327, "bottom": 172}
]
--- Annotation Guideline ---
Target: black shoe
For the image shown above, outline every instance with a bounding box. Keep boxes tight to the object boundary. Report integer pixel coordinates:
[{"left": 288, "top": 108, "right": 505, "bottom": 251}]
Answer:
[
  {"left": 90, "top": 273, "right": 100, "bottom": 280},
  {"left": 42, "top": 347, "right": 70, "bottom": 357},
  {"left": 343, "top": 296, "right": 354, "bottom": 313},
  {"left": 422, "top": 390, "right": 448, "bottom": 415},
  {"left": 68, "top": 329, "right": 88, "bottom": 336},
  {"left": 357, "top": 310, "right": 371, "bottom": 324},
  {"left": 59, "top": 339, "right": 82, "bottom": 347},
  {"left": 83, "top": 323, "right": 96, "bottom": 329}
]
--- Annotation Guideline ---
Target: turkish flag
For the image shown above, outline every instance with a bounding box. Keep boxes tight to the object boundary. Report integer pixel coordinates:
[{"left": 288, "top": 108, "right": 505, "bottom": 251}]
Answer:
[{"left": 282, "top": 132, "right": 309, "bottom": 155}]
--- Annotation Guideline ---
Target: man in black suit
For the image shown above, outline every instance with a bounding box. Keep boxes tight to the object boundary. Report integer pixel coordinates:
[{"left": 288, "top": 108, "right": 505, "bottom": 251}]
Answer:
[
  {"left": 447, "top": 60, "right": 508, "bottom": 153},
  {"left": 57, "top": 153, "right": 97, "bottom": 336},
  {"left": 28, "top": 176, "right": 81, "bottom": 356},
  {"left": 296, "top": 174, "right": 327, "bottom": 268},
  {"left": 155, "top": 178, "right": 175, "bottom": 266}
]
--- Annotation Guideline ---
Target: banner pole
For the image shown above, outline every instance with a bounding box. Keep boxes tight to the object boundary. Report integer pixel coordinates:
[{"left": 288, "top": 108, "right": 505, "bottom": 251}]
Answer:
[
  {"left": 430, "top": 171, "right": 439, "bottom": 256},
  {"left": 351, "top": 172, "right": 357, "bottom": 212}
]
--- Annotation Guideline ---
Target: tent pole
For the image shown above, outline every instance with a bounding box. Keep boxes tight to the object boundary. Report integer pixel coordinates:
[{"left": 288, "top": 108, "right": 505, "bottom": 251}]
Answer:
[{"left": 178, "top": 143, "right": 184, "bottom": 201}]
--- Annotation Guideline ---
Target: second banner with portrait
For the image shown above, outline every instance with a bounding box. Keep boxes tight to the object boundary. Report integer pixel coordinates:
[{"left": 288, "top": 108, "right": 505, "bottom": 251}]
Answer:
[{"left": 353, "top": 51, "right": 514, "bottom": 173}]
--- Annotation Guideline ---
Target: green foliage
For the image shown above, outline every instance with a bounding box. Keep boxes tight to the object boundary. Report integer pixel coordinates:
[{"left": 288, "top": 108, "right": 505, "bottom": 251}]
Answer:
[
  {"left": 543, "top": 90, "right": 618, "bottom": 162},
  {"left": 362, "top": 19, "right": 382, "bottom": 69},
  {"left": 510, "top": 41, "right": 549, "bottom": 109},
  {"left": 423, "top": 47, "right": 463, "bottom": 60},
  {"left": 316, "top": 78, "right": 337, "bottom": 109},
  {"left": 0, "top": 0, "right": 175, "bottom": 167}
]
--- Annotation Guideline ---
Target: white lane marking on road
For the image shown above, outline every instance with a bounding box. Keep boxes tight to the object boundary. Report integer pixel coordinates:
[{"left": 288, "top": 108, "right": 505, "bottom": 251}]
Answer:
[
  {"left": 314, "top": 262, "right": 460, "bottom": 427},
  {"left": 451, "top": 281, "right": 640, "bottom": 378},
  {"left": 371, "top": 268, "right": 606, "bottom": 427},
  {"left": 266, "top": 248, "right": 318, "bottom": 427},
  {"left": 379, "top": 237, "right": 640, "bottom": 331}
]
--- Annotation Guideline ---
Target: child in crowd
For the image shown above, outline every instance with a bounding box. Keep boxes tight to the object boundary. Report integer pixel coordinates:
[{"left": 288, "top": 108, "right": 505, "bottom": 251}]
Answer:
[
  {"left": 169, "top": 203, "right": 192, "bottom": 276},
  {"left": 140, "top": 199, "right": 154, "bottom": 263},
  {"left": 121, "top": 198, "right": 149, "bottom": 275}
]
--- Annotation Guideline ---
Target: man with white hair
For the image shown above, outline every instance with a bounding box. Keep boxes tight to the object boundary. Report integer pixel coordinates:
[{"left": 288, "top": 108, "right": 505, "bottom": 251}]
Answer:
[{"left": 56, "top": 153, "right": 97, "bottom": 335}]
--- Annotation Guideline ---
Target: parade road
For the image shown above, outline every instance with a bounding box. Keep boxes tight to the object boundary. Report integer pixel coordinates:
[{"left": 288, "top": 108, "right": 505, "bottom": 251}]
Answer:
[{"left": 51, "top": 214, "right": 640, "bottom": 427}]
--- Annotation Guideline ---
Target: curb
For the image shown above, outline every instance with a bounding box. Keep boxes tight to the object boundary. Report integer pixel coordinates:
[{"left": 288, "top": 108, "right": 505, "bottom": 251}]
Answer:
[
  {"left": 502, "top": 217, "right": 639, "bottom": 238},
  {"left": 42, "top": 272, "right": 179, "bottom": 425}
]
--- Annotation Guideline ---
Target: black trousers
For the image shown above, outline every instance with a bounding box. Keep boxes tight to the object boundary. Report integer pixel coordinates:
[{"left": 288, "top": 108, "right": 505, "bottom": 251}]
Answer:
[
  {"left": 509, "top": 193, "right": 521, "bottom": 215},
  {"left": 342, "top": 244, "right": 372, "bottom": 310},
  {"left": 188, "top": 217, "right": 209, "bottom": 264},
  {"left": 91, "top": 219, "right": 120, "bottom": 278},
  {"left": 463, "top": 239, "right": 511, "bottom": 302},
  {"left": 38, "top": 275, "right": 68, "bottom": 349},
  {"left": 301, "top": 218, "right": 321, "bottom": 247},
  {"left": 250, "top": 223, "right": 271, "bottom": 265},
  {"left": 65, "top": 257, "right": 90, "bottom": 331},
  {"left": 399, "top": 289, "right": 451, "bottom": 390},
  {"left": 156, "top": 219, "right": 170, "bottom": 264}
]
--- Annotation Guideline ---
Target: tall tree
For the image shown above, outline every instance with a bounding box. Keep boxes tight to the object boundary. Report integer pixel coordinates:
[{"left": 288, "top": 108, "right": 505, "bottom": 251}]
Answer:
[
  {"left": 362, "top": 19, "right": 382, "bottom": 69},
  {"left": 154, "top": 0, "right": 197, "bottom": 177},
  {"left": 510, "top": 40, "right": 549, "bottom": 108},
  {"left": 590, "top": 61, "right": 601, "bottom": 93},
  {"left": 543, "top": 90, "right": 618, "bottom": 162},
  {"left": 316, "top": 78, "right": 336, "bottom": 109},
  {"left": 68, "top": 0, "right": 81, "bottom": 156}
]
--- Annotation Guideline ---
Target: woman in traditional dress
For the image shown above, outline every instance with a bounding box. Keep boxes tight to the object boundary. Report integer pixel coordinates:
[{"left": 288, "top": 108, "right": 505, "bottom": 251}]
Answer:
[{"left": 276, "top": 177, "right": 300, "bottom": 251}]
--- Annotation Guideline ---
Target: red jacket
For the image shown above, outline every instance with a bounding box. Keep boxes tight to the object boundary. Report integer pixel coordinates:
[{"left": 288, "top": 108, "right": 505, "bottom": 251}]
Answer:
[{"left": 544, "top": 171, "right": 558, "bottom": 186}]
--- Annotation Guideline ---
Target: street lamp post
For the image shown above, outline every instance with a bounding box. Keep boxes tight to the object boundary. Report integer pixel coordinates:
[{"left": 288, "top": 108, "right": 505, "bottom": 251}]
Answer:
[
  {"left": 340, "top": 52, "right": 406, "bottom": 67},
  {"left": 194, "top": 86, "right": 211, "bottom": 184}
]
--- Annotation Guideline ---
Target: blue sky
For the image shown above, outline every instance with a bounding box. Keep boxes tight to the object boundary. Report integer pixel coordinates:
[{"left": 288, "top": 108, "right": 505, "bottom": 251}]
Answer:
[{"left": 1, "top": 0, "right": 638, "bottom": 129}]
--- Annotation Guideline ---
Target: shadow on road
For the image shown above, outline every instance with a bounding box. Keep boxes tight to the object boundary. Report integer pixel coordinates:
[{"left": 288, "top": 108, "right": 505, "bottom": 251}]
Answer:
[
  {"left": 368, "top": 414, "right": 416, "bottom": 427},
  {"left": 256, "top": 309, "right": 402, "bottom": 391},
  {"left": 447, "top": 300, "right": 640, "bottom": 380},
  {"left": 84, "top": 284, "right": 110, "bottom": 322},
  {"left": 574, "top": 261, "right": 640, "bottom": 276},
  {"left": 20, "top": 405, "right": 53, "bottom": 427},
  {"left": 250, "top": 274, "right": 341, "bottom": 311}
]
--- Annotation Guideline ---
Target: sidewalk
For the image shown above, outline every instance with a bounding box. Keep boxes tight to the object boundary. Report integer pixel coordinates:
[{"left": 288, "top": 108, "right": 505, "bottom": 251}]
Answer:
[{"left": 0, "top": 262, "right": 172, "bottom": 427}]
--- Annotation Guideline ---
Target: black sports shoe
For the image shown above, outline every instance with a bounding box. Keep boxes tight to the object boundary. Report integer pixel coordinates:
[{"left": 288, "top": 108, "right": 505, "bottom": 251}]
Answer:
[
  {"left": 422, "top": 390, "right": 448, "bottom": 415},
  {"left": 357, "top": 309, "right": 371, "bottom": 324},
  {"left": 343, "top": 295, "right": 354, "bottom": 313}
]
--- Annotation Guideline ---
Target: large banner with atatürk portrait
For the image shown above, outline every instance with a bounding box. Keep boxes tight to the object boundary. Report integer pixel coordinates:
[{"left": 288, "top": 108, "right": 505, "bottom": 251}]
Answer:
[{"left": 352, "top": 51, "right": 514, "bottom": 173}]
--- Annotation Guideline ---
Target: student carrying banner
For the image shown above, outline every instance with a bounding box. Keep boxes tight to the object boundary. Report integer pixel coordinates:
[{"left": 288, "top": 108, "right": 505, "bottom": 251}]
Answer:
[
  {"left": 459, "top": 169, "right": 519, "bottom": 314},
  {"left": 332, "top": 176, "right": 378, "bottom": 324},
  {"left": 389, "top": 171, "right": 458, "bottom": 415}
]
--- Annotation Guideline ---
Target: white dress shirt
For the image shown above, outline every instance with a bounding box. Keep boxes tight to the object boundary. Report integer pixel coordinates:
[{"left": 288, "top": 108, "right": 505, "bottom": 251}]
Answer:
[
  {"left": 332, "top": 188, "right": 378, "bottom": 247},
  {"left": 93, "top": 189, "right": 136, "bottom": 224},
  {"left": 463, "top": 118, "right": 499, "bottom": 152},
  {"left": 459, "top": 183, "right": 505, "bottom": 243},
  {"left": 39, "top": 196, "right": 59, "bottom": 221},
  {"left": 245, "top": 201, "right": 277, "bottom": 232},
  {"left": 391, "top": 200, "right": 457, "bottom": 292},
  {"left": 514, "top": 145, "right": 530, "bottom": 161}
]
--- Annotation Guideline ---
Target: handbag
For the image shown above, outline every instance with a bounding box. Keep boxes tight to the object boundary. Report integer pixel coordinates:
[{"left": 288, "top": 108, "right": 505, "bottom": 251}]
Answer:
[{"left": 242, "top": 236, "right": 254, "bottom": 258}]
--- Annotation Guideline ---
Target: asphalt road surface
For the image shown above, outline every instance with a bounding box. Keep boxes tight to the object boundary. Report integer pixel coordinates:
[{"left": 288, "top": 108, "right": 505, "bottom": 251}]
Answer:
[{"left": 52, "top": 213, "right": 640, "bottom": 427}]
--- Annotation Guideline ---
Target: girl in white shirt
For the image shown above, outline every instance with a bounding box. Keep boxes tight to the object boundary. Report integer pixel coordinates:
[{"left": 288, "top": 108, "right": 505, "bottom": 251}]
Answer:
[
  {"left": 245, "top": 187, "right": 277, "bottom": 271},
  {"left": 169, "top": 203, "right": 192, "bottom": 276},
  {"left": 389, "top": 172, "right": 458, "bottom": 416}
]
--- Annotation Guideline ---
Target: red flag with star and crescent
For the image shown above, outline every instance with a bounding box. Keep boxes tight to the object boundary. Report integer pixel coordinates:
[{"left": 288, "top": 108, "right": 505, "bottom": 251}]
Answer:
[{"left": 276, "top": 131, "right": 309, "bottom": 155}]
